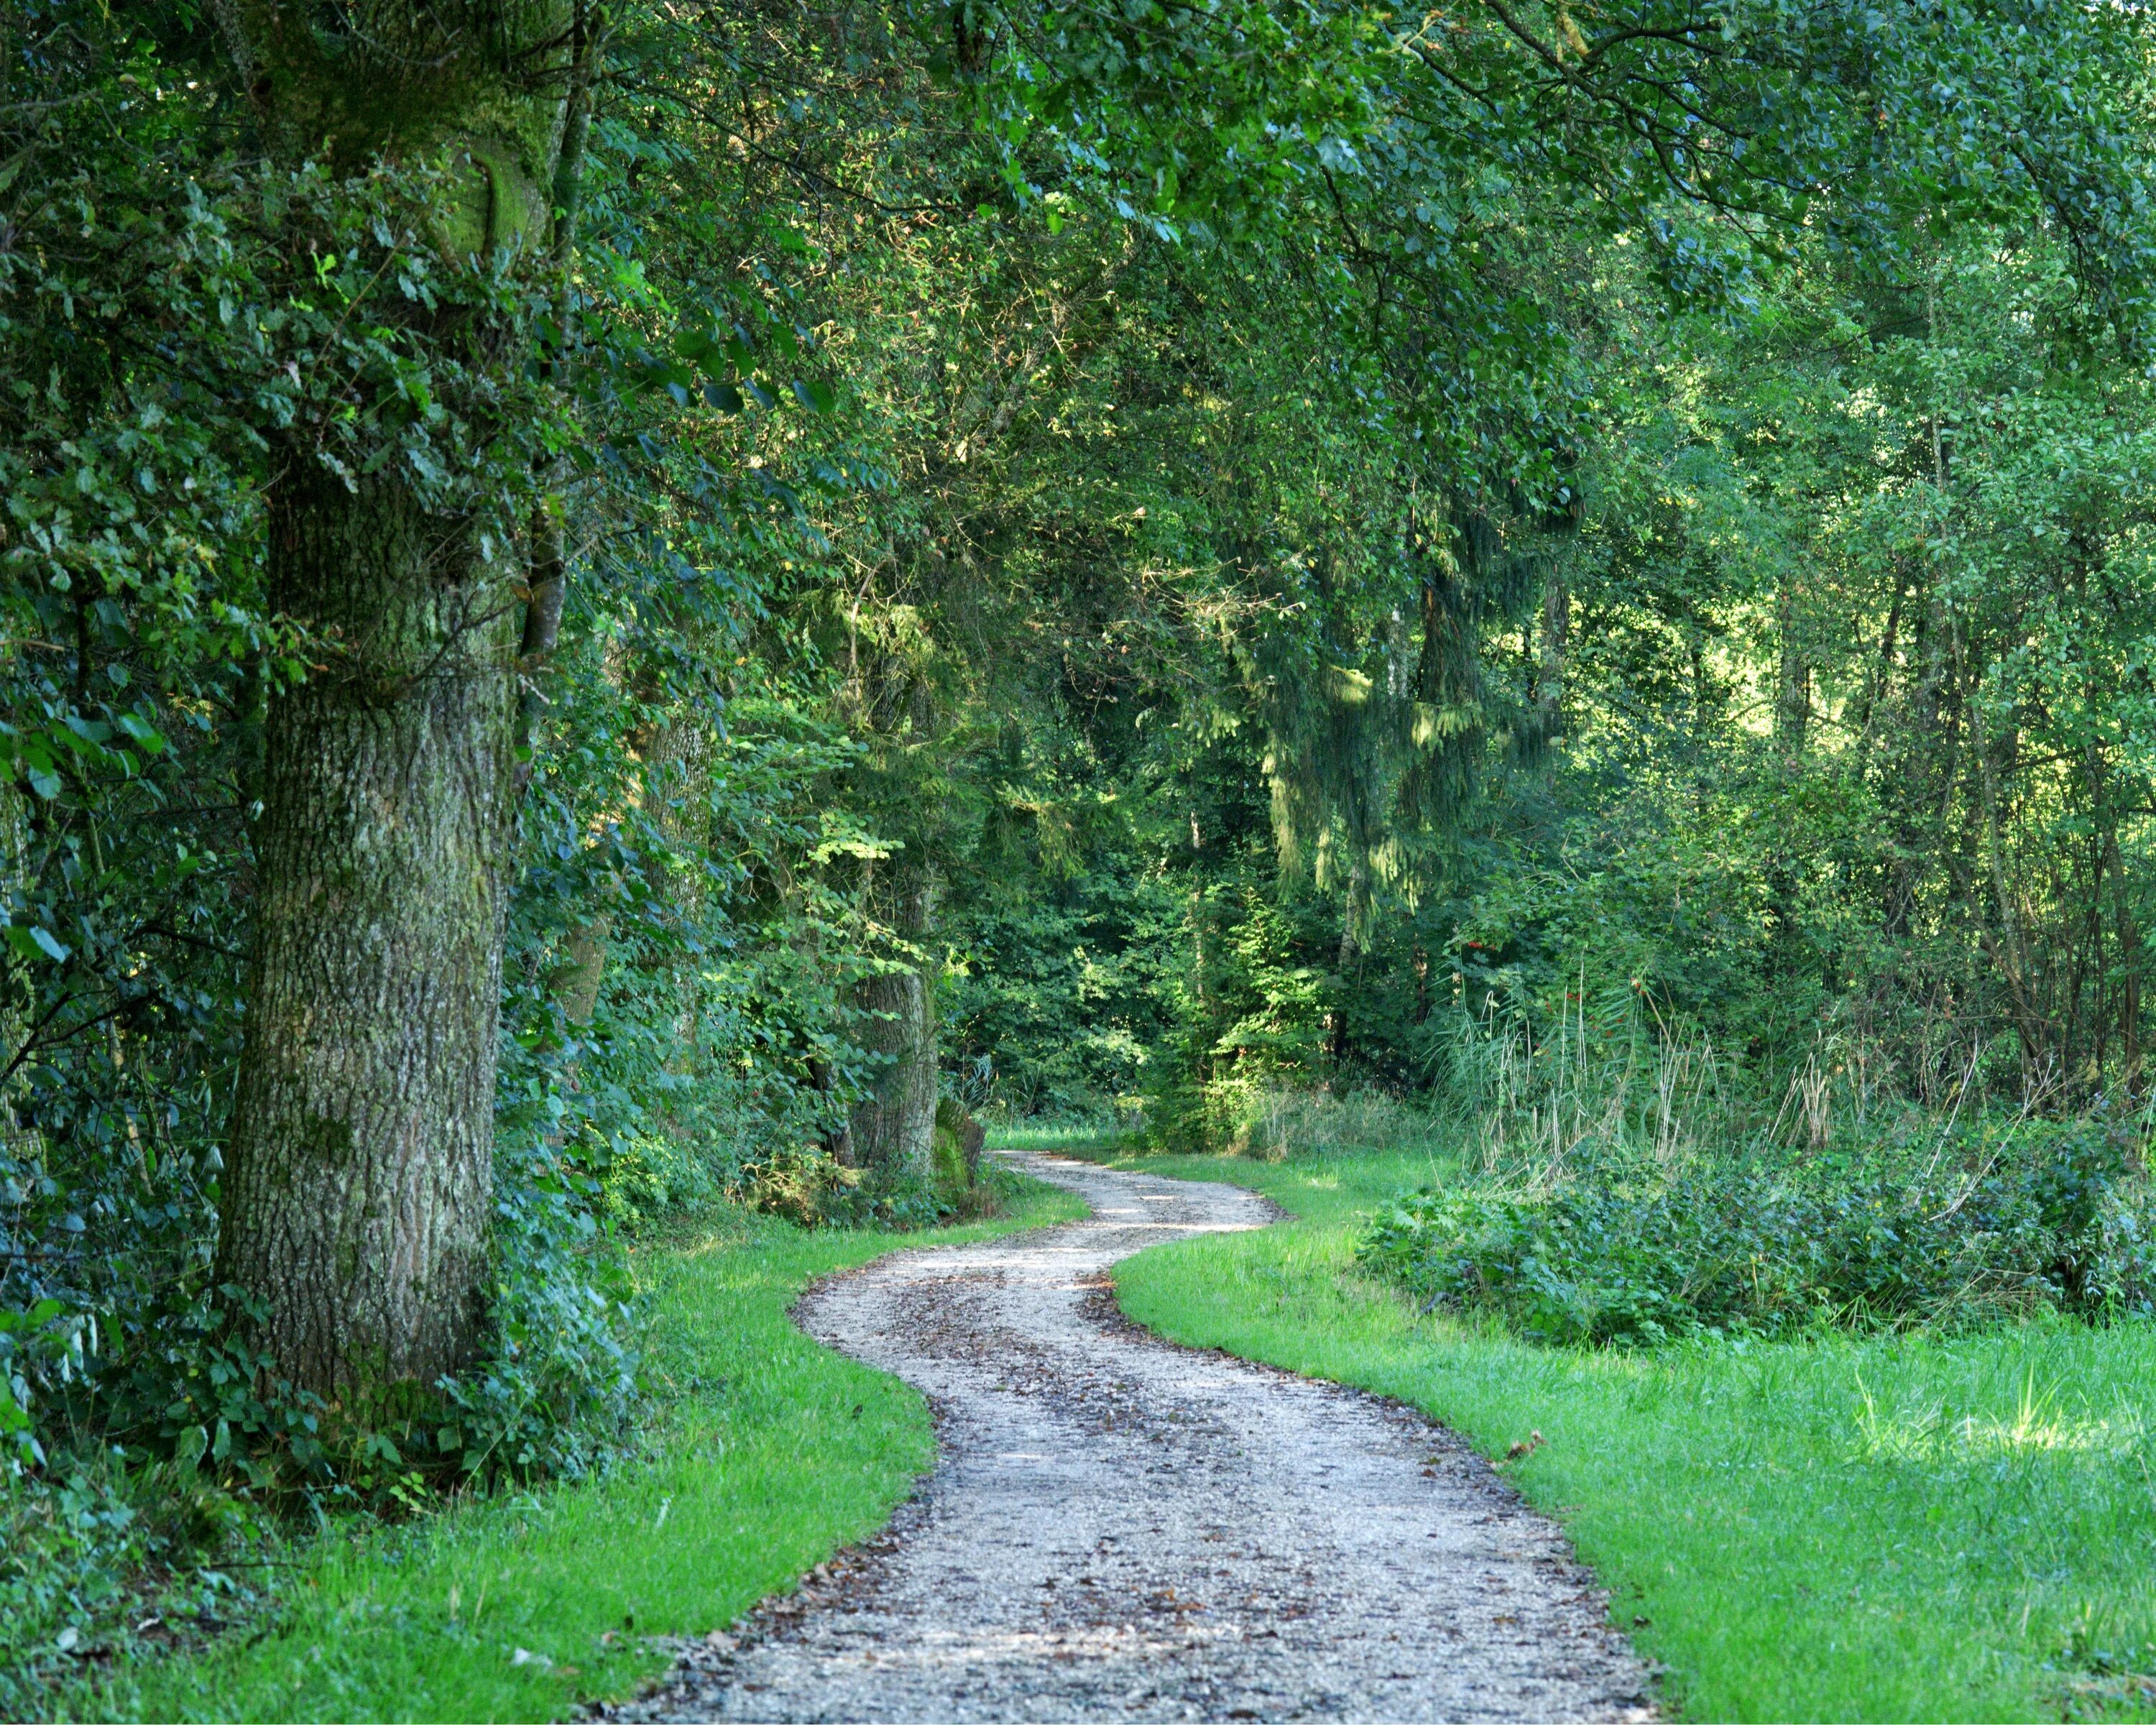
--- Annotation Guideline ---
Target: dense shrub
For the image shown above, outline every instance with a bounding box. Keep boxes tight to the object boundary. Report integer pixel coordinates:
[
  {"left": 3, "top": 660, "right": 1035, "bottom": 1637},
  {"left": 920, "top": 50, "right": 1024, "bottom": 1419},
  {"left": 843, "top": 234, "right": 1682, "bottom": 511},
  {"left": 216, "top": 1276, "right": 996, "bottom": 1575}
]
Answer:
[
  {"left": 0, "top": 1455, "right": 270, "bottom": 1716},
  {"left": 10, "top": 1124, "right": 637, "bottom": 1505},
  {"left": 1357, "top": 1124, "right": 2156, "bottom": 1346},
  {"left": 737, "top": 1103, "right": 1014, "bottom": 1230}
]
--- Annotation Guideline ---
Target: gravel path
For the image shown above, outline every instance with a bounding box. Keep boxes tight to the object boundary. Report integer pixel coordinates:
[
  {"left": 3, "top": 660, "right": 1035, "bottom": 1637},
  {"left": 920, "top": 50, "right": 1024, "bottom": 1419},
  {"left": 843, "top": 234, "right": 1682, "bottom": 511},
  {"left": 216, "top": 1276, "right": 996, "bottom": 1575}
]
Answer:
[{"left": 624, "top": 1151, "right": 1654, "bottom": 1723}]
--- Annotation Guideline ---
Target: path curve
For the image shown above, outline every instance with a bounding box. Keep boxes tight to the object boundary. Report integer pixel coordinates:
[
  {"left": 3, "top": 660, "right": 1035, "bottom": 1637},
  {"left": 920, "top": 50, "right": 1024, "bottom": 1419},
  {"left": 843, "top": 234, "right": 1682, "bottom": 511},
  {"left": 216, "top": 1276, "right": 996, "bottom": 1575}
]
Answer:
[{"left": 625, "top": 1152, "right": 1653, "bottom": 1723}]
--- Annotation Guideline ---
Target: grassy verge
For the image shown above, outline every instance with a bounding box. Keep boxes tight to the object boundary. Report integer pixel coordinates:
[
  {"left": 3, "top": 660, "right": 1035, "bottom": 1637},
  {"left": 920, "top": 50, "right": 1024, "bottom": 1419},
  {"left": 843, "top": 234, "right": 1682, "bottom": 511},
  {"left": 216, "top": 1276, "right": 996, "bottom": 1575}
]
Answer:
[
  {"left": 75, "top": 1174, "right": 1085, "bottom": 1724},
  {"left": 1077, "top": 1144, "right": 2156, "bottom": 1723},
  {"left": 985, "top": 1121, "right": 1131, "bottom": 1151}
]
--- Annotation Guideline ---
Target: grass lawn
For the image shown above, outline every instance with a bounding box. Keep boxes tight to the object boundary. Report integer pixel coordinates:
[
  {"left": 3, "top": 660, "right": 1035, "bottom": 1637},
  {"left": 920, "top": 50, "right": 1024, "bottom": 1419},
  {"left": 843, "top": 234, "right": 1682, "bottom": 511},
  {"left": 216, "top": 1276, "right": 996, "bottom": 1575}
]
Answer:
[
  {"left": 1075, "top": 1143, "right": 2156, "bottom": 1722},
  {"left": 76, "top": 1174, "right": 1085, "bottom": 1724}
]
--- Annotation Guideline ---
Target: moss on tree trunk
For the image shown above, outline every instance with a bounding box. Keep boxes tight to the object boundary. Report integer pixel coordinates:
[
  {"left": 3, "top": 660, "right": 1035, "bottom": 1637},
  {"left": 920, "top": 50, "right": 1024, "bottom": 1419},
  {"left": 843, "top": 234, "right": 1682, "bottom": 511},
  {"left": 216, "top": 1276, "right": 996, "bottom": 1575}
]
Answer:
[{"left": 219, "top": 470, "right": 519, "bottom": 1393}]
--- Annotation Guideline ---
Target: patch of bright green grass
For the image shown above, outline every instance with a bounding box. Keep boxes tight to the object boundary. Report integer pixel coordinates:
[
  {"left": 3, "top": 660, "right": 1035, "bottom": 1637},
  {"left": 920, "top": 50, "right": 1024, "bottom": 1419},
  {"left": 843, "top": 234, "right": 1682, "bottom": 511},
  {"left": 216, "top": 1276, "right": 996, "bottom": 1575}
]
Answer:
[
  {"left": 82, "top": 1176, "right": 1084, "bottom": 1724},
  {"left": 1081, "top": 1144, "right": 2156, "bottom": 1723},
  {"left": 985, "top": 1121, "right": 1130, "bottom": 1151}
]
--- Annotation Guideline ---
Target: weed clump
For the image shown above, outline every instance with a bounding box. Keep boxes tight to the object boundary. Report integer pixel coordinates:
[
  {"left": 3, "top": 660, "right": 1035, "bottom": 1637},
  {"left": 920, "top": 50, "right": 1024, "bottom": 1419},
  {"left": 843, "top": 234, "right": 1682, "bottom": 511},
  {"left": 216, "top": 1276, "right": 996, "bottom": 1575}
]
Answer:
[{"left": 1358, "top": 1123, "right": 2156, "bottom": 1346}]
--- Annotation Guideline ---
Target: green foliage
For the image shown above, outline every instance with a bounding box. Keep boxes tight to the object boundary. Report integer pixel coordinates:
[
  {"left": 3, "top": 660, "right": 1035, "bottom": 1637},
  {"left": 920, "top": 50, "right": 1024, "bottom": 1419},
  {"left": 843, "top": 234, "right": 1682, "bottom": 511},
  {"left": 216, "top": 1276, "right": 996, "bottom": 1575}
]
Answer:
[
  {"left": 0, "top": 0, "right": 865, "bottom": 1507},
  {"left": 1358, "top": 1125, "right": 2156, "bottom": 1346},
  {"left": 13, "top": 0, "right": 2156, "bottom": 1703},
  {"left": 734, "top": 1131, "right": 1031, "bottom": 1233},
  {"left": 948, "top": 855, "right": 1181, "bottom": 1119},
  {"left": 1, "top": 1458, "right": 266, "bottom": 1721}
]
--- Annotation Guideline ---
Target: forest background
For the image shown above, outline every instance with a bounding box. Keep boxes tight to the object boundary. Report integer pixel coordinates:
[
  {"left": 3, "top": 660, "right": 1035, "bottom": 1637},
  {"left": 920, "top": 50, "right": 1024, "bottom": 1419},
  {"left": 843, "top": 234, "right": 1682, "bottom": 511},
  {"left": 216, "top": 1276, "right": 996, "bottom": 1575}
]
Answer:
[{"left": 9, "top": 0, "right": 2156, "bottom": 1705}]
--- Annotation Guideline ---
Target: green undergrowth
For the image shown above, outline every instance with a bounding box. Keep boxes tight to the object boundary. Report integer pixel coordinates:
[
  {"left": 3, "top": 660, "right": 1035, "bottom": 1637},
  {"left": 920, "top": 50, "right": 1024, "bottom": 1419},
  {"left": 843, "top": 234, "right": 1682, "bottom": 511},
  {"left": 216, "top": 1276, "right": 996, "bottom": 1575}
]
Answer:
[
  {"left": 1359, "top": 1126, "right": 2156, "bottom": 1346},
  {"left": 1077, "top": 1143, "right": 2156, "bottom": 1723},
  {"left": 62, "top": 1172, "right": 1084, "bottom": 1724}
]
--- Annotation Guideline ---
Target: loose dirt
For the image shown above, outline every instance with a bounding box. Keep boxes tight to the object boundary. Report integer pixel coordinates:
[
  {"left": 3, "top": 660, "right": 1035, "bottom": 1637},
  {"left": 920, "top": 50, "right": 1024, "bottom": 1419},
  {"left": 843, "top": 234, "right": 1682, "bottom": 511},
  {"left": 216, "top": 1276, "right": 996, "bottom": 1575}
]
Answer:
[{"left": 621, "top": 1151, "right": 1654, "bottom": 1722}]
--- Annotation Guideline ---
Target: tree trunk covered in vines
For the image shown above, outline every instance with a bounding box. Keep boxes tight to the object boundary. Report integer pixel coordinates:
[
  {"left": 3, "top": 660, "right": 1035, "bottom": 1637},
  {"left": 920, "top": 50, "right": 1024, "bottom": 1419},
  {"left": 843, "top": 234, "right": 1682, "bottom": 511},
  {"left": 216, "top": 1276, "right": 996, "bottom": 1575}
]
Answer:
[{"left": 211, "top": 0, "right": 581, "bottom": 1397}]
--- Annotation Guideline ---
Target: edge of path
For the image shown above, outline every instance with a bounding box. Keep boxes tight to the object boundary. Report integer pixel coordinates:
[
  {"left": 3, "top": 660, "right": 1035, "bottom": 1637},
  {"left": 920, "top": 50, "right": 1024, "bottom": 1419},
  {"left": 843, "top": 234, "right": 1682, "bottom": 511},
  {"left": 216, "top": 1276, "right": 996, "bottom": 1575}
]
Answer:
[{"left": 647, "top": 1144, "right": 1654, "bottom": 1722}]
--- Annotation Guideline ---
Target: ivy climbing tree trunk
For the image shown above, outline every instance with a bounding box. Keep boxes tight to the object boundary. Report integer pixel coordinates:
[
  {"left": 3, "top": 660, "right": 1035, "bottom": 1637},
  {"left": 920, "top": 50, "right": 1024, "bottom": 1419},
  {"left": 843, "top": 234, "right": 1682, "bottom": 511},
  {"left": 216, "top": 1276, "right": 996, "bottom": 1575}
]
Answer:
[{"left": 211, "top": 0, "right": 579, "bottom": 1397}]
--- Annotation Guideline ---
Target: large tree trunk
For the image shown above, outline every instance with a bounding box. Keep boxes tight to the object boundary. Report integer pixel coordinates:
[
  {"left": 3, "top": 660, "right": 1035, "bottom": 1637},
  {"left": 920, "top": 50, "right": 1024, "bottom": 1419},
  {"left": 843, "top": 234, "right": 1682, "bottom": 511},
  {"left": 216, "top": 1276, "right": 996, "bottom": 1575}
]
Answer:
[
  {"left": 218, "top": 469, "right": 519, "bottom": 1394},
  {"left": 210, "top": 0, "right": 581, "bottom": 1397},
  {"left": 849, "top": 865, "right": 938, "bottom": 1178}
]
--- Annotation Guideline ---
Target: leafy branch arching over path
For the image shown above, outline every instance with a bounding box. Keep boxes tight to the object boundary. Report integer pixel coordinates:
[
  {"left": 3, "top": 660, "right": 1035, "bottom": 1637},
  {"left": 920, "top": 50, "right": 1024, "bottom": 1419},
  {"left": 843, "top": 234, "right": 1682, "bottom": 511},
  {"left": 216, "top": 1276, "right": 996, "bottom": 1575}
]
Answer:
[{"left": 622, "top": 1154, "right": 1651, "bottom": 1722}]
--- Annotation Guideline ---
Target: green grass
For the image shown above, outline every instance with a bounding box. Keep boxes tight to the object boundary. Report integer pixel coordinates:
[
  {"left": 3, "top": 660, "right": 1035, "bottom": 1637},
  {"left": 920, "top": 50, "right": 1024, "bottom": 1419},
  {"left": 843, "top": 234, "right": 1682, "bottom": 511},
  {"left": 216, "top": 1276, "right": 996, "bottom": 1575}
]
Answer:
[
  {"left": 985, "top": 1121, "right": 1130, "bottom": 1151},
  {"left": 1077, "top": 1144, "right": 2156, "bottom": 1723},
  {"left": 79, "top": 1175, "right": 1085, "bottom": 1724}
]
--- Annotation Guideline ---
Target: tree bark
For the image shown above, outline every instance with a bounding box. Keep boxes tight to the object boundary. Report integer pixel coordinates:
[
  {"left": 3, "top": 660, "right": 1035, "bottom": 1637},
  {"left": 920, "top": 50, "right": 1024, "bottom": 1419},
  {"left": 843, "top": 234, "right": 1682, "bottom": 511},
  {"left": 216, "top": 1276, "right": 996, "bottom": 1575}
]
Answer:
[
  {"left": 1764, "top": 575, "right": 1811, "bottom": 972},
  {"left": 211, "top": 0, "right": 579, "bottom": 1397},
  {"left": 648, "top": 712, "right": 714, "bottom": 1132},
  {"left": 219, "top": 468, "right": 520, "bottom": 1394},
  {"left": 1774, "top": 579, "right": 1810, "bottom": 758},
  {"left": 849, "top": 864, "right": 938, "bottom": 1178},
  {"left": 555, "top": 917, "right": 609, "bottom": 1026}
]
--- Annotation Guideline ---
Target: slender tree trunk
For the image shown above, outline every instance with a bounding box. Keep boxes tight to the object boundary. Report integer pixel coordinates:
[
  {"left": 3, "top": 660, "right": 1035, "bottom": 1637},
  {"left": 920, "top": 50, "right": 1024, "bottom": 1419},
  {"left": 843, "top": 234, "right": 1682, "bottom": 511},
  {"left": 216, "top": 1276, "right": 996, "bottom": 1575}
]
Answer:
[
  {"left": 1968, "top": 633, "right": 2045, "bottom": 1085},
  {"left": 1764, "top": 579, "right": 1810, "bottom": 972},
  {"left": 219, "top": 469, "right": 519, "bottom": 1393},
  {"left": 2117, "top": 884, "right": 2144, "bottom": 1103},
  {"left": 0, "top": 783, "right": 40, "bottom": 1164},
  {"left": 1774, "top": 581, "right": 1811, "bottom": 758},
  {"left": 1686, "top": 630, "right": 1715, "bottom": 818},
  {"left": 648, "top": 714, "right": 714, "bottom": 1116},
  {"left": 849, "top": 864, "right": 938, "bottom": 1177},
  {"left": 1881, "top": 592, "right": 1944, "bottom": 940},
  {"left": 555, "top": 917, "right": 609, "bottom": 1026},
  {"left": 1534, "top": 574, "right": 1567, "bottom": 745},
  {"left": 1336, "top": 857, "right": 1368, "bottom": 970}
]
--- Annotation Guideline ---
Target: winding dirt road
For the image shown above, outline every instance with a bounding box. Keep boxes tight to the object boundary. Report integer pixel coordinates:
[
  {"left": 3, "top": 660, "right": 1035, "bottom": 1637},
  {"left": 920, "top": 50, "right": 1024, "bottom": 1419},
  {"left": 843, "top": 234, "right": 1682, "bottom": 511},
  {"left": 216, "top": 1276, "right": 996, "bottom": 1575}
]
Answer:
[{"left": 626, "top": 1152, "right": 1653, "bottom": 1723}]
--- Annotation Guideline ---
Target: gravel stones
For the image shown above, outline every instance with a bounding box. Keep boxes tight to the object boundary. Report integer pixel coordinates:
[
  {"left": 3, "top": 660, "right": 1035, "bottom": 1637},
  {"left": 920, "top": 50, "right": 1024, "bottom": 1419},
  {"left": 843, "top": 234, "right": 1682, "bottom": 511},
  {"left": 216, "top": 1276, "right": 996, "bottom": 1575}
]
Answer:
[{"left": 617, "top": 1153, "right": 1654, "bottom": 1724}]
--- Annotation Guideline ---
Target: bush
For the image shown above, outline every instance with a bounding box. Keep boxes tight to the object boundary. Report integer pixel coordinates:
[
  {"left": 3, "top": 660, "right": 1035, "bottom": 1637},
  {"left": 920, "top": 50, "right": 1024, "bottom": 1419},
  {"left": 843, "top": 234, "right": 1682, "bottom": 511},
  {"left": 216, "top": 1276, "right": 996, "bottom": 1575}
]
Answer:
[
  {"left": 6, "top": 1122, "right": 636, "bottom": 1511},
  {"left": 735, "top": 1104, "right": 1010, "bottom": 1230},
  {"left": 1357, "top": 1121, "right": 2156, "bottom": 1346},
  {"left": 0, "top": 1455, "right": 270, "bottom": 1717}
]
